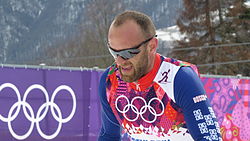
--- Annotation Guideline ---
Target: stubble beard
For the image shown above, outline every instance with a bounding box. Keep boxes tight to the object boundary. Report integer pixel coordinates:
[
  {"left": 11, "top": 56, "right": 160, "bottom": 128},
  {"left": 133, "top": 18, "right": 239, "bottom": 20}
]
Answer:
[{"left": 119, "top": 51, "right": 148, "bottom": 83}]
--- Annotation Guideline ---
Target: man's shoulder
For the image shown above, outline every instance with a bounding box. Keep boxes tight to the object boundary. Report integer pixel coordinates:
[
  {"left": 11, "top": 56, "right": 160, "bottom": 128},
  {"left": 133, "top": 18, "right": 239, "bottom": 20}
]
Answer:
[
  {"left": 101, "top": 64, "right": 116, "bottom": 77},
  {"left": 100, "top": 67, "right": 110, "bottom": 83},
  {"left": 100, "top": 64, "right": 119, "bottom": 87},
  {"left": 160, "top": 56, "right": 192, "bottom": 67},
  {"left": 159, "top": 55, "right": 199, "bottom": 76}
]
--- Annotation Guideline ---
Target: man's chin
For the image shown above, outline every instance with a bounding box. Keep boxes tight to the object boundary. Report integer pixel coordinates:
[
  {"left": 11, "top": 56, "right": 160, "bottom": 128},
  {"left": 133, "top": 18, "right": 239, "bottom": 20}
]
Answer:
[{"left": 121, "top": 75, "right": 134, "bottom": 83}]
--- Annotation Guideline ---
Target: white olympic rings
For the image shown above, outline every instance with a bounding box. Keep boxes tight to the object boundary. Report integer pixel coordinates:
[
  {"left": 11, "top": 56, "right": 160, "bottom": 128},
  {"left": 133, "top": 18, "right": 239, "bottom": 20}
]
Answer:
[
  {"left": 115, "top": 95, "right": 164, "bottom": 123},
  {"left": 0, "top": 83, "right": 76, "bottom": 140}
]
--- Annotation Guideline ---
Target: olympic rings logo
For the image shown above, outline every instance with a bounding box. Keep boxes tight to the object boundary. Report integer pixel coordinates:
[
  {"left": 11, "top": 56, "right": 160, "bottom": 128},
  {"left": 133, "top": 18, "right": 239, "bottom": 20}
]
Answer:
[
  {"left": 0, "top": 83, "right": 76, "bottom": 140},
  {"left": 115, "top": 95, "right": 164, "bottom": 123}
]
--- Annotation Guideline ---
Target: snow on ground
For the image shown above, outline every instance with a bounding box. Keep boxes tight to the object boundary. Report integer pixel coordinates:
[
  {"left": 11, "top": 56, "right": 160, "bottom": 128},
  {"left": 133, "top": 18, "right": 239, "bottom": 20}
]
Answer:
[
  {"left": 156, "top": 25, "right": 183, "bottom": 49},
  {"left": 245, "top": 1, "right": 250, "bottom": 7},
  {"left": 156, "top": 25, "right": 183, "bottom": 42}
]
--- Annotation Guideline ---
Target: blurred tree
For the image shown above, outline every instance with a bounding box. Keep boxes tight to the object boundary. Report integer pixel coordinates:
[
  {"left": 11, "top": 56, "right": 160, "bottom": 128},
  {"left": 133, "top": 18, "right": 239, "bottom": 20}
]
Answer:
[
  {"left": 217, "top": 0, "right": 250, "bottom": 76},
  {"left": 38, "top": 0, "right": 125, "bottom": 68},
  {"left": 173, "top": 0, "right": 250, "bottom": 76}
]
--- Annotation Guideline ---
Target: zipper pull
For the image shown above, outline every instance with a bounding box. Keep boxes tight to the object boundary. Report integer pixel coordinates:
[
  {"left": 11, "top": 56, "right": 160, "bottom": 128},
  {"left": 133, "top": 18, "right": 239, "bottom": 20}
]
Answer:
[{"left": 136, "top": 83, "right": 141, "bottom": 91}]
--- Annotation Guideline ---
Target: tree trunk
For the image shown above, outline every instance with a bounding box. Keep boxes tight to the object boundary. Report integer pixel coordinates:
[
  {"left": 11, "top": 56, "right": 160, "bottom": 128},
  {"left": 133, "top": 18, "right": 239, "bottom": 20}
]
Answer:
[{"left": 205, "top": 0, "right": 215, "bottom": 44}]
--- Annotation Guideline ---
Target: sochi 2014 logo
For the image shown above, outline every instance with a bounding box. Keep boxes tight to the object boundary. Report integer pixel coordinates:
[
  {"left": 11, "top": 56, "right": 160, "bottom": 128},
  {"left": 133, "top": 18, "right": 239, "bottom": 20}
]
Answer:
[{"left": 0, "top": 83, "right": 76, "bottom": 140}]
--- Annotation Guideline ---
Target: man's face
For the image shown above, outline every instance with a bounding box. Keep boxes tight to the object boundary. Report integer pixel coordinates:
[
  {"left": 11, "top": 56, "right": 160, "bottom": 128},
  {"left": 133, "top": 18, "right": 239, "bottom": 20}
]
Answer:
[
  {"left": 118, "top": 46, "right": 149, "bottom": 82},
  {"left": 108, "top": 20, "right": 151, "bottom": 82}
]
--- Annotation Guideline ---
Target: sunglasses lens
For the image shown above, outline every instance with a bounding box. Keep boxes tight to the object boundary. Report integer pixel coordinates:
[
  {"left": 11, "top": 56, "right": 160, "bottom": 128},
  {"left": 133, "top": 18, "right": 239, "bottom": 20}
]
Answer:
[
  {"left": 109, "top": 48, "right": 140, "bottom": 60},
  {"left": 108, "top": 48, "right": 118, "bottom": 58},
  {"left": 108, "top": 34, "right": 156, "bottom": 60}
]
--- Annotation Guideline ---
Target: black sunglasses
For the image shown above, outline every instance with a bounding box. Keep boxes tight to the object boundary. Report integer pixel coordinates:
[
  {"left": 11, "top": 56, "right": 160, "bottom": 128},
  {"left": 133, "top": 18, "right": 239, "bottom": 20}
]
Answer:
[{"left": 108, "top": 35, "right": 157, "bottom": 60}]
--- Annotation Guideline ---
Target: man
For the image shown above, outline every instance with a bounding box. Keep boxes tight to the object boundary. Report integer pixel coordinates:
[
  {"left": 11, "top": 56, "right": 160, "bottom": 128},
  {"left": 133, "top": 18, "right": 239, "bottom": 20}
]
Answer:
[{"left": 98, "top": 10, "right": 222, "bottom": 141}]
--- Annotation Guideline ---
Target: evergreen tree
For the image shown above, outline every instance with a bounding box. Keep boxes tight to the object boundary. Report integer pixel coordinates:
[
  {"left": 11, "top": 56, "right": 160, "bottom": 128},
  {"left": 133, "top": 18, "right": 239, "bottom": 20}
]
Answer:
[
  {"left": 174, "top": 0, "right": 250, "bottom": 76},
  {"left": 217, "top": 0, "right": 250, "bottom": 76}
]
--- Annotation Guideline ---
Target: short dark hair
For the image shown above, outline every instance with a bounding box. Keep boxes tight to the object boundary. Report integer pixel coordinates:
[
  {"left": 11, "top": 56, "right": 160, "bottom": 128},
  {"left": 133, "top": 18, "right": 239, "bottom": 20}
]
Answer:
[{"left": 112, "top": 10, "right": 156, "bottom": 39}]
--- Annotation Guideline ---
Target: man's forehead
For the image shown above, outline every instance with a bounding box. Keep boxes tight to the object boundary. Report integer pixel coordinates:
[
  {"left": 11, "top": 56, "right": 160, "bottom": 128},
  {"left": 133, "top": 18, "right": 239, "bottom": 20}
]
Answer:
[{"left": 109, "top": 20, "right": 143, "bottom": 39}]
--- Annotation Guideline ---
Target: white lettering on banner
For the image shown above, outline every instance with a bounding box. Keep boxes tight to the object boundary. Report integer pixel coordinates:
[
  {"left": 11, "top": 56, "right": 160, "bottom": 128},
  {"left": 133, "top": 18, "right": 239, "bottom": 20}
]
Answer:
[{"left": 0, "top": 83, "right": 76, "bottom": 140}]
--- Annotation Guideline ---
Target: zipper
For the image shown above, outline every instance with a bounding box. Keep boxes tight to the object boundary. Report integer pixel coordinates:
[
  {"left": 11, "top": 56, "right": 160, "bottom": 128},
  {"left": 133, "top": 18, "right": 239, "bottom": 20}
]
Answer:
[{"left": 134, "top": 82, "right": 141, "bottom": 91}]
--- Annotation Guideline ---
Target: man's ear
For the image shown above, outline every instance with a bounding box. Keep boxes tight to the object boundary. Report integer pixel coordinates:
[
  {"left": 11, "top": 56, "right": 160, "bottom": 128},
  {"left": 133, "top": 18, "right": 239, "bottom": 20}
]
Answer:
[{"left": 149, "top": 38, "right": 158, "bottom": 53}]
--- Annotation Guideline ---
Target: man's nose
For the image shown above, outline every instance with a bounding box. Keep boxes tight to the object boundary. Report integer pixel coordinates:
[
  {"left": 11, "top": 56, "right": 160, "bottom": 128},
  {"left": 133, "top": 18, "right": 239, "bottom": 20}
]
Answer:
[{"left": 115, "top": 56, "right": 127, "bottom": 66}]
